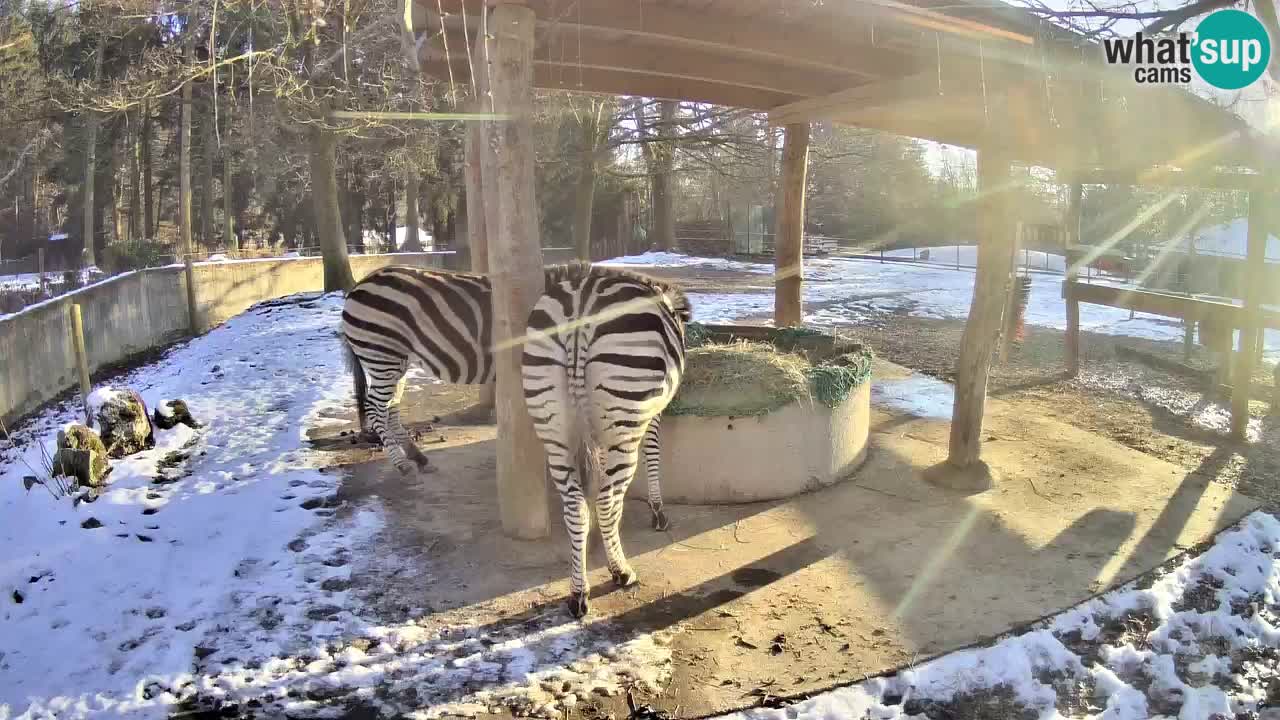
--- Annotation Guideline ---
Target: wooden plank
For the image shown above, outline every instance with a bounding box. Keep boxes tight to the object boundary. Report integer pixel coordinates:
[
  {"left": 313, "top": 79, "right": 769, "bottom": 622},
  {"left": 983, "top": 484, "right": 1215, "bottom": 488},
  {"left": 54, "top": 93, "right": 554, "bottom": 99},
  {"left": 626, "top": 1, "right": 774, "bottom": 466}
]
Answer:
[
  {"left": 945, "top": 147, "right": 1015, "bottom": 479},
  {"left": 420, "top": 60, "right": 803, "bottom": 110},
  {"left": 484, "top": 3, "right": 550, "bottom": 540},
  {"left": 426, "top": 0, "right": 911, "bottom": 79},
  {"left": 1231, "top": 192, "right": 1268, "bottom": 440},
  {"left": 768, "top": 70, "right": 954, "bottom": 126},
  {"left": 464, "top": 93, "right": 496, "bottom": 411},
  {"left": 432, "top": 29, "right": 850, "bottom": 99},
  {"left": 1064, "top": 183, "right": 1082, "bottom": 376},
  {"left": 774, "top": 123, "right": 808, "bottom": 327}
]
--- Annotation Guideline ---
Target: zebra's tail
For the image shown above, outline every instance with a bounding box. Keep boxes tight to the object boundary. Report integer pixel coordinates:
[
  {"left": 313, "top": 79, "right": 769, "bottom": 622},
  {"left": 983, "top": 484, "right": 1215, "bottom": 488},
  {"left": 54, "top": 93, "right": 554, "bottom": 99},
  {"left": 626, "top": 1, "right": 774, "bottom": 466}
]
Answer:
[{"left": 343, "top": 337, "right": 370, "bottom": 435}]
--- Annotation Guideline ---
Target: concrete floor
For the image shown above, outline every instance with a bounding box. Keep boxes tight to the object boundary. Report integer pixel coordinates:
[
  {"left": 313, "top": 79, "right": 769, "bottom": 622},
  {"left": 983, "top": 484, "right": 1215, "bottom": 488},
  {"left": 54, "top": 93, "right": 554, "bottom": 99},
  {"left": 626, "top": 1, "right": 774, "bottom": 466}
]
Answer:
[{"left": 308, "top": 358, "right": 1258, "bottom": 718}]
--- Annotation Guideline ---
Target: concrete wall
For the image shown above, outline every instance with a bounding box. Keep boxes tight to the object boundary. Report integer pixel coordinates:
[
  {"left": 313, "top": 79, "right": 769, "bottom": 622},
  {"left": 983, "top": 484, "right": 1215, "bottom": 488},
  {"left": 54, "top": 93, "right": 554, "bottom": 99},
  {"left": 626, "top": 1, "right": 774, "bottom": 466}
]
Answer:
[
  {"left": 633, "top": 382, "right": 872, "bottom": 505},
  {"left": 0, "top": 253, "right": 452, "bottom": 427}
]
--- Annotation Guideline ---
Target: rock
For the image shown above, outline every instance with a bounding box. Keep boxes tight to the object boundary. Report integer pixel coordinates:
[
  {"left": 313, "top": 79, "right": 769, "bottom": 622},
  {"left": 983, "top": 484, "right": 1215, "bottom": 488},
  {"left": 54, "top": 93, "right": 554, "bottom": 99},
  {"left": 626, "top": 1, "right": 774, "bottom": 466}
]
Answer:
[
  {"left": 154, "top": 399, "right": 200, "bottom": 430},
  {"left": 92, "top": 388, "right": 155, "bottom": 458},
  {"left": 55, "top": 425, "right": 111, "bottom": 488}
]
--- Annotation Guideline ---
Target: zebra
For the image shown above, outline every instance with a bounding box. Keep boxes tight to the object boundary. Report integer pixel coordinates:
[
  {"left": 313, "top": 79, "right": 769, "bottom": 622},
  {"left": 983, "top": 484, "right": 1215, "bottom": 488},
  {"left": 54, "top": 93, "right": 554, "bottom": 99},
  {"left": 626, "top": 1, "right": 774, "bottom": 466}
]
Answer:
[
  {"left": 521, "top": 264, "right": 691, "bottom": 618},
  {"left": 339, "top": 264, "right": 673, "bottom": 530}
]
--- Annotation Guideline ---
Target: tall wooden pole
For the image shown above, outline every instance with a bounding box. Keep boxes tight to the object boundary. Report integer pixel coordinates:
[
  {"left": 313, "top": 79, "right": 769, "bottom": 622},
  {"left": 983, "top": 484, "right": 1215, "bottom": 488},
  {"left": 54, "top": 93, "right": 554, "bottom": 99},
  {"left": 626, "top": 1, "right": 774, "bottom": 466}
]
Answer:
[
  {"left": 1230, "top": 191, "right": 1267, "bottom": 440},
  {"left": 465, "top": 97, "right": 496, "bottom": 410},
  {"left": 69, "top": 304, "right": 92, "bottom": 425},
  {"left": 1063, "top": 182, "right": 1083, "bottom": 376},
  {"left": 773, "top": 122, "right": 809, "bottom": 327},
  {"left": 482, "top": 3, "right": 550, "bottom": 540},
  {"left": 943, "top": 148, "right": 1015, "bottom": 483}
]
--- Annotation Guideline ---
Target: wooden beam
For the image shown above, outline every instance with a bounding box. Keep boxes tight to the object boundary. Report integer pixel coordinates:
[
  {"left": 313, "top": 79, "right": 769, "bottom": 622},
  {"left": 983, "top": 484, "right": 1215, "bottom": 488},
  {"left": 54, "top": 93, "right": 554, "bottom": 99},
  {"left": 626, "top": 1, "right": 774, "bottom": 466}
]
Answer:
[
  {"left": 425, "top": 0, "right": 913, "bottom": 80},
  {"left": 768, "top": 70, "right": 952, "bottom": 126},
  {"left": 1064, "top": 183, "right": 1083, "bottom": 376},
  {"left": 1231, "top": 192, "right": 1268, "bottom": 441},
  {"left": 431, "top": 29, "right": 852, "bottom": 100},
  {"left": 1064, "top": 168, "right": 1274, "bottom": 191},
  {"left": 774, "top": 123, "right": 809, "bottom": 327},
  {"left": 945, "top": 146, "right": 1015, "bottom": 483},
  {"left": 484, "top": 3, "right": 550, "bottom": 540},
  {"left": 421, "top": 60, "right": 803, "bottom": 110}
]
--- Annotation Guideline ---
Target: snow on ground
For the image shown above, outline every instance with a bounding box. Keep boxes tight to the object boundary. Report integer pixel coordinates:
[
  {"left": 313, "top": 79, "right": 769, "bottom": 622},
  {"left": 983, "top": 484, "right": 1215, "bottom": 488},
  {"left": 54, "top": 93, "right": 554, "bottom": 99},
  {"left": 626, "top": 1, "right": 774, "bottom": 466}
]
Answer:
[
  {"left": 884, "top": 245, "right": 1068, "bottom": 273},
  {"left": 603, "top": 251, "right": 1280, "bottom": 365},
  {"left": 722, "top": 511, "right": 1280, "bottom": 720},
  {"left": 0, "top": 293, "right": 668, "bottom": 720}
]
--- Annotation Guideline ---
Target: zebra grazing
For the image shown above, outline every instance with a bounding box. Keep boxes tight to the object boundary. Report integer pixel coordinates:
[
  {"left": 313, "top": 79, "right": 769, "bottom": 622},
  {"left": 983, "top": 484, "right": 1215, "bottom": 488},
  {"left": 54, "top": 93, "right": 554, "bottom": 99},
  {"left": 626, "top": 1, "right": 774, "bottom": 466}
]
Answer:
[
  {"left": 339, "top": 264, "right": 673, "bottom": 530},
  {"left": 522, "top": 264, "right": 691, "bottom": 618}
]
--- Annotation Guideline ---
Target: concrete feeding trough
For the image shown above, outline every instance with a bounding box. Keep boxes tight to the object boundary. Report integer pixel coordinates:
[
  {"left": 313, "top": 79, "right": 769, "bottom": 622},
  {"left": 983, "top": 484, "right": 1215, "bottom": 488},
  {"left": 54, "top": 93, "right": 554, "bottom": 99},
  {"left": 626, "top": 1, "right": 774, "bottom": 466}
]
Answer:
[{"left": 639, "top": 324, "right": 873, "bottom": 505}]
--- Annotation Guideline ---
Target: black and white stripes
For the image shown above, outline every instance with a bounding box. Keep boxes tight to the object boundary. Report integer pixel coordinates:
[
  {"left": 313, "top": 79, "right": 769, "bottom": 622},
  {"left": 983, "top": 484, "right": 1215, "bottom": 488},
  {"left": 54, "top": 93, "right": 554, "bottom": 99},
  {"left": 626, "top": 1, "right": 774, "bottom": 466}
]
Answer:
[
  {"left": 521, "top": 264, "right": 690, "bottom": 618},
  {"left": 339, "top": 264, "right": 674, "bottom": 534}
]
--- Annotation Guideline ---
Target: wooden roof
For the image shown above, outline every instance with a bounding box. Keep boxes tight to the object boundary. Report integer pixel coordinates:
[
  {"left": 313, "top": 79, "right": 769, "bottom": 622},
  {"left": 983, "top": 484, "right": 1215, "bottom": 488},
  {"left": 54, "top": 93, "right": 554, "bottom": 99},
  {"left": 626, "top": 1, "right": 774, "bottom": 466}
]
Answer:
[{"left": 411, "top": 0, "right": 1276, "bottom": 177}]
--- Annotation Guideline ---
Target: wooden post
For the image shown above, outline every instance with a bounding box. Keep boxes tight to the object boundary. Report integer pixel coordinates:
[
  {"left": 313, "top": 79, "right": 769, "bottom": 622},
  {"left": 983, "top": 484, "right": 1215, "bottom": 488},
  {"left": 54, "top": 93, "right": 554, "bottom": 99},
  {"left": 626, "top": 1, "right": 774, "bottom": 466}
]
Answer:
[
  {"left": 37, "top": 248, "right": 46, "bottom": 295},
  {"left": 481, "top": 3, "right": 550, "bottom": 540},
  {"left": 940, "top": 148, "right": 1015, "bottom": 484},
  {"left": 773, "top": 122, "right": 809, "bottom": 327},
  {"left": 184, "top": 256, "right": 198, "bottom": 334},
  {"left": 1064, "top": 183, "right": 1083, "bottom": 376},
  {"left": 69, "top": 304, "right": 92, "bottom": 424},
  {"left": 999, "top": 221, "right": 1024, "bottom": 364},
  {"left": 1230, "top": 191, "right": 1267, "bottom": 441},
  {"left": 464, "top": 96, "right": 495, "bottom": 410}
]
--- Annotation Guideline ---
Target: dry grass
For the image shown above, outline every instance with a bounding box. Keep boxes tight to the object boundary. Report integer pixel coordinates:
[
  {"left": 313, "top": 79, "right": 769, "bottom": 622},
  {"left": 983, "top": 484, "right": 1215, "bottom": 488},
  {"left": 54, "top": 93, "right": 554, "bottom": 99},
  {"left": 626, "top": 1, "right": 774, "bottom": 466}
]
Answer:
[{"left": 669, "top": 340, "right": 811, "bottom": 417}]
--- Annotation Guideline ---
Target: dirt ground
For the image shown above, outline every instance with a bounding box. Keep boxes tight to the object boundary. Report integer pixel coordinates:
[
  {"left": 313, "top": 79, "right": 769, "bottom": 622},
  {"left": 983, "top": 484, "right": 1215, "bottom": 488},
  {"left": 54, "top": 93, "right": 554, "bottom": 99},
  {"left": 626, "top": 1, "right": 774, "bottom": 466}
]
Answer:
[
  {"left": 305, "top": 353, "right": 1256, "bottom": 719},
  {"left": 637, "top": 262, "right": 1280, "bottom": 512}
]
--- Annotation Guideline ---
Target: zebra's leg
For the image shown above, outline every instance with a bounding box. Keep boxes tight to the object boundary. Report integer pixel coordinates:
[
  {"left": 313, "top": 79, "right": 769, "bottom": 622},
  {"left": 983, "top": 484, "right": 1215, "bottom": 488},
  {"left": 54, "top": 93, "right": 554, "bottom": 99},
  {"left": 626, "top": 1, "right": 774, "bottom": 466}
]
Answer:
[
  {"left": 386, "top": 370, "right": 432, "bottom": 474},
  {"left": 596, "top": 433, "right": 644, "bottom": 588},
  {"left": 559, "top": 480, "right": 592, "bottom": 618},
  {"left": 364, "top": 359, "right": 421, "bottom": 475},
  {"left": 642, "top": 417, "right": 669, "bottom": 531}
]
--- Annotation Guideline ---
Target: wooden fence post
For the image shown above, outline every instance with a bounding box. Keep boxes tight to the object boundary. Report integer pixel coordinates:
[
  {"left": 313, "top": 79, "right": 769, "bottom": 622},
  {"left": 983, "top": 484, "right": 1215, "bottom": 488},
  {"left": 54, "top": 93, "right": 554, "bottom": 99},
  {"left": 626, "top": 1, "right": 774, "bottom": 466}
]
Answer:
[
  {"left": 1064, "top": 183, "right": 1083, "bottom": 376},
  {"left": 1231, "top": 192, "right": 1267, "bottom": 440},
  {"left": 69, "top": 303, "right": 92, "bottom": 424},
  {"left": 38, "top": 248, "right": 46, "bottom": 295}
]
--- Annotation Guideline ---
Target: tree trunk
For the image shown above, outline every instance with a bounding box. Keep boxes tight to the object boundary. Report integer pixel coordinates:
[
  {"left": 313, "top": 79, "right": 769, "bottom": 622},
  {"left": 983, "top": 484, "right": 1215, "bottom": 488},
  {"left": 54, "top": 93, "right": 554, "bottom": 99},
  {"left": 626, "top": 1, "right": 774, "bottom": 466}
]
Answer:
[
  {"left": 129, "top": 112, "right": 143, "bottom": 244},
  {"left": 82, "top": 38, "right": 104, "bottom": 268},
  {"left": 18, "top": 161, "right": 35, "bottom": 251},
  {"left": 942, "top": 147, "right": 1015, "bottom": 482},
  {"left": 223, "top": 146, "right": 236, "bottom": 252},
  {"left": 200, "top": 103, "right": 214, "bottom": 246},
  {"left": 402, "top": 159, "right": 421, "bottom": 252},
  {"left": 178, "top": 35, "right": 194, "bottom": 258},
  {"left": 307, "top": 127, "right": 354, "bottom": 291},
  {"left": 774, "top": 123, "right": 809, "bottom": 327},
  {"left": 142, "top": 100, "right": 154, "bottom": 240},
  {"left": 651, "top": 100, "right": 677, "bottom": 251},
  {"left": 480, "top": 3, "right": 549, "bottom": 540}
]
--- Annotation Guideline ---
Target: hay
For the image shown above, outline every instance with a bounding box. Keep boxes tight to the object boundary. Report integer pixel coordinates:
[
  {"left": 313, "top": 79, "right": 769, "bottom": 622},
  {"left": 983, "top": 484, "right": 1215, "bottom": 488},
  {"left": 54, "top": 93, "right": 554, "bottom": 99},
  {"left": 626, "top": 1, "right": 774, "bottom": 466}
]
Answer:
[
  {"left": 668, "top": 340, "right": 810, "bottom": 417},
  {"left": 669, "top": 331, "right": 874, "bottom": 417}
]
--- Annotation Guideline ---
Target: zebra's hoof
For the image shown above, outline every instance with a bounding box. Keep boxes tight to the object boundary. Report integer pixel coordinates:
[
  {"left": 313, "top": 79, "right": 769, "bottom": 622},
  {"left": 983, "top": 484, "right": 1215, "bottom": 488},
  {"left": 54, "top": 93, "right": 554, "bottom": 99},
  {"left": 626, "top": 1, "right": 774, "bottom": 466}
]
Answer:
[
  {"left": 611, "top": 567, "right": 638, "bottom": 588},
  {"left": 651, "top": 509, "right": 670, "bottom": 532},
  {"left": 567, "top": 592, "right": 590, "bottom": 619}
]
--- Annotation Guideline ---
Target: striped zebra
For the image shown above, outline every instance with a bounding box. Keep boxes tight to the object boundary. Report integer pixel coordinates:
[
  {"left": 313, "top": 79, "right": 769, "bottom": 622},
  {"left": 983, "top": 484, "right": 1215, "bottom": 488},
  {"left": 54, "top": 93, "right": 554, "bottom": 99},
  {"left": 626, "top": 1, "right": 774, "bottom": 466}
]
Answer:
[
  {"left": 522, "top": 264, "right": 691, "bottom": 618},
  {"left": 339, "top": 264, "right": 673, "bottom": 530}
]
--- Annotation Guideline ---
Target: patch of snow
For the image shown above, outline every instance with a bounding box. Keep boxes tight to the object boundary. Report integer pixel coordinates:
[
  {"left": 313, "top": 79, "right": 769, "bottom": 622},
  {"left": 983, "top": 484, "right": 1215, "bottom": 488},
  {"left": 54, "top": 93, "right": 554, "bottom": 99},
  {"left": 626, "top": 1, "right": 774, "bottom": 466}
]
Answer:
[
  {"left": 0, "top": 292, "right": 670, "bottom": 720},
  {"left": 719, "top": 511, "right": 1280, "bottom": 720},
  {"left": 85, "top": 387, "right": 125, "bottom": 424}
]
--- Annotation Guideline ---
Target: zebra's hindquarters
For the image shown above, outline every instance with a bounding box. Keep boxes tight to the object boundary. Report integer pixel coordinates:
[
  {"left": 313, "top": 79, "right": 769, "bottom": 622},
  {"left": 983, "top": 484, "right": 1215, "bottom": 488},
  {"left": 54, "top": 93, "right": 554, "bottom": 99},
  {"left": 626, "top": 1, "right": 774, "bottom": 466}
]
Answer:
[{"left": 521, "top": 264, "right": 689, "bottom": 619}]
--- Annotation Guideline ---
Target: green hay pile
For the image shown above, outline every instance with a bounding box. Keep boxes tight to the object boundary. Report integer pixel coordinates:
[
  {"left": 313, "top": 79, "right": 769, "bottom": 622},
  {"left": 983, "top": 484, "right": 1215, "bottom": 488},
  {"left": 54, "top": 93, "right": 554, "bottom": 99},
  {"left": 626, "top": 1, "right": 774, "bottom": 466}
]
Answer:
[{"left": 669, "top": 326, "right": 874, "bottom": 417}]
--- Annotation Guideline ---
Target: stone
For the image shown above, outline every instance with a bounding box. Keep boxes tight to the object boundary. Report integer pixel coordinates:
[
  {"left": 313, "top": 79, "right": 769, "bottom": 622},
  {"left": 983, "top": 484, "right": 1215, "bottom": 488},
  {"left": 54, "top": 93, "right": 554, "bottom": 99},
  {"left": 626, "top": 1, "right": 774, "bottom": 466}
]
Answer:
[
  {"left": 54, "top": 424, "right": 111, "bottom": 488},
  {"left": 92, "top": 388, "right": 155, "bottom": 458},
  {"left": 153, "top": 399, "right": 201, "bottom": 430}
]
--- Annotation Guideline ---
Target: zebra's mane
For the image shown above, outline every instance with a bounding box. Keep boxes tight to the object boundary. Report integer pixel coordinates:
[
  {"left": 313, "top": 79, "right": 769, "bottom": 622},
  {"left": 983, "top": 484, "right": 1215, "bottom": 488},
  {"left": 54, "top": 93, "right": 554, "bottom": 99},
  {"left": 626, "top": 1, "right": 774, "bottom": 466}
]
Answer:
[{"left": 543, "top": 262, "right": 692, "bottom": 321}]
